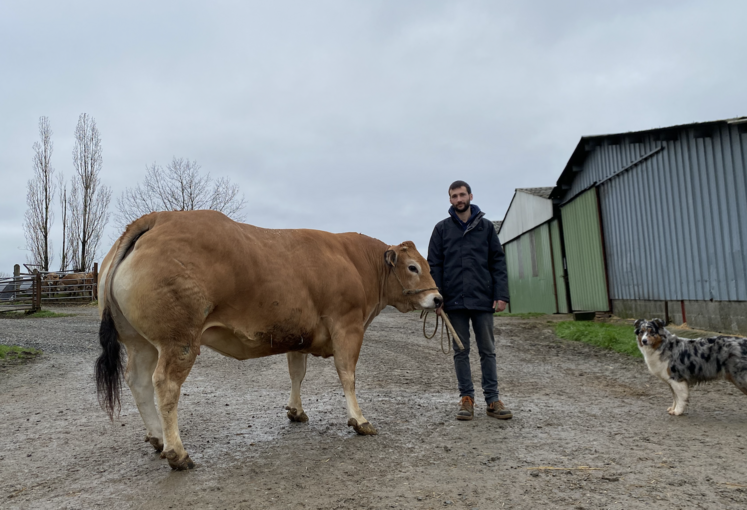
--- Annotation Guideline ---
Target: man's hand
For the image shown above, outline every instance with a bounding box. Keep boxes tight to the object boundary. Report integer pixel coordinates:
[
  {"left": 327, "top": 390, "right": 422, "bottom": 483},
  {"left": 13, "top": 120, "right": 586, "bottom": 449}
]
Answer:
[{"left": 493, "top": 300, "right": 507, "bottom": 313}]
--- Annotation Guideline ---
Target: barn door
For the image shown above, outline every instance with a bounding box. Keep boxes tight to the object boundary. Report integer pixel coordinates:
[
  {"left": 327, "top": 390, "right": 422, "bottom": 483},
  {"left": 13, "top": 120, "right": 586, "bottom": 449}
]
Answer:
[
  {"left": 549, "top": 219, "right": 569, "bottom": 313},
  {"left": 560, "top": 188, "right": 610, "bottom": 311}
]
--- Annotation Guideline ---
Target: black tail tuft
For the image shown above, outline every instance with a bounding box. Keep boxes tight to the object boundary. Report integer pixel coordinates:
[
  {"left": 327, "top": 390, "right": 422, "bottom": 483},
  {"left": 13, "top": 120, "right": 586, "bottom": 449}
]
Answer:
[{"left": 95, "top": 306, "right": 123, "bottom": 420}]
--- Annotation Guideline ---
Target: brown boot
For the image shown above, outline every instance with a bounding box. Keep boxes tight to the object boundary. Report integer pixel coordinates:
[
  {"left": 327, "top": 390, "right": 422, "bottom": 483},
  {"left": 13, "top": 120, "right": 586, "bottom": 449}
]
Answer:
[
  {"left": 456, "top": 396, "right": 474, "bottom": 421},
  {"left": 486, "top": 400, "right": 512, "bottom": 420}
]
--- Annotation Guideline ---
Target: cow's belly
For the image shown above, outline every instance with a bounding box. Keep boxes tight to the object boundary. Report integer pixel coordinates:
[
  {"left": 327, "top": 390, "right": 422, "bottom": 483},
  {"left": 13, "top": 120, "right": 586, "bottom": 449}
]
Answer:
[{"left": 200, "top": 323, "right": 333, "bottom": 359}]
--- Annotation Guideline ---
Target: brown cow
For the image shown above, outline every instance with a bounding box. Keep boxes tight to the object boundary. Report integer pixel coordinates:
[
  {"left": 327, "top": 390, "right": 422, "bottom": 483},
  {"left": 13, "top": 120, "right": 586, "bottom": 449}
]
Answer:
[
  {"left": 59, "top": 272, "right": 94, "bottom": 298},
  {"left": 42, "top": 273, "right": 60, "bottom": 295},
  {"left": 95, "top": 211, "right": 442, "bottom": 470},
  {"left": 60, "top": 272, "right": 86, "bottom": 296}
]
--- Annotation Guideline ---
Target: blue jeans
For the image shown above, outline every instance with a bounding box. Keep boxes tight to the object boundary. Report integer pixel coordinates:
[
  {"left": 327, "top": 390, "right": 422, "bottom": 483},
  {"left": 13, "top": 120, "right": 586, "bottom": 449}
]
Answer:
[{"left": 449, "top": 309, "right": 499, "bottom": 405}]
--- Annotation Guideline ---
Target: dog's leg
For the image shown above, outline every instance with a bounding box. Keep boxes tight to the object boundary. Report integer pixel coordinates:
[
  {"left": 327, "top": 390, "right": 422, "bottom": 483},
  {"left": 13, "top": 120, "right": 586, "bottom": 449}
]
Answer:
[
  {"left": 726, "top": 373, "right": 747, "bottom": 396},
  {"left": 668, "top": 379, "right": 689, "bottom": 415},
  {"left": 667, "top": 384, "right": 677, "bottom": 414}
]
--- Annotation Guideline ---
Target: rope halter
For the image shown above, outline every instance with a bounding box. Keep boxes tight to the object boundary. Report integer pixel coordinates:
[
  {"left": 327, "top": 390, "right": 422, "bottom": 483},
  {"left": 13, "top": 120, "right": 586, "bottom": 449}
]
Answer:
[{"left": 384, "top": 249, "right": 439, "bottom": 295}]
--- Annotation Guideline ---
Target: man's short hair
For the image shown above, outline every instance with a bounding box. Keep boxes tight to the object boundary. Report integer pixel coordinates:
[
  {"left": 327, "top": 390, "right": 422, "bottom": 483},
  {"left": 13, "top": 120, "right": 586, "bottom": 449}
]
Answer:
[{"left": 448, "top": 180, "right": 471, "bottom": 195}]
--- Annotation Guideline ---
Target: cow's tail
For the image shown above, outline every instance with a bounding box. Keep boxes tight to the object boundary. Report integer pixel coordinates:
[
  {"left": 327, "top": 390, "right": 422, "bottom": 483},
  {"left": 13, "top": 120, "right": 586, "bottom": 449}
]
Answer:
[{"left": 95, "top": 213, "right": 157, "bottom": 420}]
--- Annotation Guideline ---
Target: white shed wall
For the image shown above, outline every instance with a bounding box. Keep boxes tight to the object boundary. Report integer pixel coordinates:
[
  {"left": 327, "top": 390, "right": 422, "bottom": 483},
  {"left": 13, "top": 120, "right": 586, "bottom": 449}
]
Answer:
[{"left": 498, "top": 191, "right": 554, "bottom": 244}]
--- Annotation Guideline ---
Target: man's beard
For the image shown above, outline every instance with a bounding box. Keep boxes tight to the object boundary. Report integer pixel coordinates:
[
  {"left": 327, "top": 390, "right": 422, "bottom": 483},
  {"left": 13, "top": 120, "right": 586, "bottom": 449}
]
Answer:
[{"left": 454, "top": 200, "right": 470, "bottom": 213}]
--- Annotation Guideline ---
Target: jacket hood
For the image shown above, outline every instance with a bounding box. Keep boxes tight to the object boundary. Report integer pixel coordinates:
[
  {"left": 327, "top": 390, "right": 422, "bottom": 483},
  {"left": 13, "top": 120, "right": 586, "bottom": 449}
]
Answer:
[{"left": 448, "top": 204, "right": 484, "bottom": 230}]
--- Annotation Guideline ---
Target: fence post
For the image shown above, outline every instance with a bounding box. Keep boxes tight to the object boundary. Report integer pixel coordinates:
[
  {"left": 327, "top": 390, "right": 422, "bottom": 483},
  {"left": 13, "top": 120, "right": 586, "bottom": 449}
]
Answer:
[
  {"left": 92, "top": 262, "right": 99, "bottom": 301},
  {"left": 13, "top": 264, "right": 20, "bottom": 299},
  {"left": 34, "top": 272, "right": 42, "bottom": 312}
]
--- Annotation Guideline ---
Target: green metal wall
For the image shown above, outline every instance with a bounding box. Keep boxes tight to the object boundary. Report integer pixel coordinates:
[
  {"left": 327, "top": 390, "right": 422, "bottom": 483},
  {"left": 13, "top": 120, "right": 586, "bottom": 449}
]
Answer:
[
  {"left": 504, "top": 223, "right": 557, "bottom": 314},
  {"left": 560, "top": 188, "right": 609, "bottom": 311},
  {"left": 550, "top": 219, "right": 569, "bottom": 313}
]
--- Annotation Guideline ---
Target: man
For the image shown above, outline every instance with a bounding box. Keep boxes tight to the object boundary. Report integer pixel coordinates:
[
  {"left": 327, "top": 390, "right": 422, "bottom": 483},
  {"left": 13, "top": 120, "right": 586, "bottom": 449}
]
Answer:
[{"left": 428, "top": 180, "right": 512, "bottom": 421}]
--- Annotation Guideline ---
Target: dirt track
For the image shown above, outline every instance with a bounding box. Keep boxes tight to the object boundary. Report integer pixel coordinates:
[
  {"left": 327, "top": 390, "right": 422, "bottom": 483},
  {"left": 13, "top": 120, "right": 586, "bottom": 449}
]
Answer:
[{"left": 1, "top": 306, "right": 746, "bottom": 509}]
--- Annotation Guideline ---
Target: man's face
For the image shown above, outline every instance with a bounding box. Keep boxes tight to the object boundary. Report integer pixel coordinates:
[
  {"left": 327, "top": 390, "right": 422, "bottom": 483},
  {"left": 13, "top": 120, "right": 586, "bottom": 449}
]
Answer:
[{"left": 449, "top": 186, "right": 473, "bottom": 213}]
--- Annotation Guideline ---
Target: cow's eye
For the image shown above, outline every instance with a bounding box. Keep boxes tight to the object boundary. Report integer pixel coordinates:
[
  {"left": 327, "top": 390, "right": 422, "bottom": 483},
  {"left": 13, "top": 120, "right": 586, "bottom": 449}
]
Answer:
[{"left": 408, "top": 265, "right": 418, "bottom": 273}]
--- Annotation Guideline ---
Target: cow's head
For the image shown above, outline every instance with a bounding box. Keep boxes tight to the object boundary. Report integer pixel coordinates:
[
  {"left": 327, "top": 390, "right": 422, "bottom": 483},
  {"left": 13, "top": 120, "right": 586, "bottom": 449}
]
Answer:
[{"left": 384, "top": 241, "right": 443, "bottom": 312}]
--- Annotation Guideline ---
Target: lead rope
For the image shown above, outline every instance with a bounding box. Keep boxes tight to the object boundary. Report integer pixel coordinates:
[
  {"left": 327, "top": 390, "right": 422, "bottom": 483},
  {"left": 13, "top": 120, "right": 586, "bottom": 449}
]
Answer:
[
  {"left": 420, "top": 310, "right": 465, "bottom": 353},
  {"left": 385, "top": 256, "right": 462, "bottom": 352},
  {"left": 390, "top": 266, "right": 439, "bottom": 295}
]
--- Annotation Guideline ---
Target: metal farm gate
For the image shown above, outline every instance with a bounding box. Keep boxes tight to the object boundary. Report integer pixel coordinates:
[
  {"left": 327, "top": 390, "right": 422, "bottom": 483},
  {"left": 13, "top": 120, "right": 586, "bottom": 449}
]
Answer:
[
  {"left": 0, "top": 274, "right": 42, "bottom": 313},
  {"left": 38, "top": 265, "right": 99, "bottom": 304}
]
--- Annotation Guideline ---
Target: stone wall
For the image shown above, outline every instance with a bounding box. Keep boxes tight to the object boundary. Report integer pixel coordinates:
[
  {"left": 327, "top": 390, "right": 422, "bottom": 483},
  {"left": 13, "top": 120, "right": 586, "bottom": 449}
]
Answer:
[{"left": 612, "top": 299, "right": 747, "bottom": 336}]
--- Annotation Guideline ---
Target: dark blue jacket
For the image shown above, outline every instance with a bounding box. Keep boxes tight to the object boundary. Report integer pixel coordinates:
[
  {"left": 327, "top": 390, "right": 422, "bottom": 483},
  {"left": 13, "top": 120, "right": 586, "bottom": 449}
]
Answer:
[{"left": 427, "top": 204, "right": 509, "bottom": 311}]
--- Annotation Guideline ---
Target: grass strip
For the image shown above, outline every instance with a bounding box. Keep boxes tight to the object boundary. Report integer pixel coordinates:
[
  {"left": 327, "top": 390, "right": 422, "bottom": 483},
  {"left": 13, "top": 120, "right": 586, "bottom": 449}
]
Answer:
[
  {"left": 27, "top": 310, "right": 76, "bottom": 318},
  {"left": 495, "top": 312, "right": 548, "bottom": 319},
  {"left": 0, "top": 310, "right": 75, "bottom": 319},
  {"left": 0, "top": 345, "right": 42, "bottom": 359},
  {"left": 555, "top": 321, "right": 641, "bottom": 358}
]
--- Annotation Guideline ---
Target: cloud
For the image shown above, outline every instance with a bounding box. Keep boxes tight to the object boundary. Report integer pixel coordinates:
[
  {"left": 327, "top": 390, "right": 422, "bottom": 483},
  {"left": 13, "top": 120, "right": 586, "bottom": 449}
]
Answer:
[{"left": 1, "top": 0, "right": 745, "bottom": 272}]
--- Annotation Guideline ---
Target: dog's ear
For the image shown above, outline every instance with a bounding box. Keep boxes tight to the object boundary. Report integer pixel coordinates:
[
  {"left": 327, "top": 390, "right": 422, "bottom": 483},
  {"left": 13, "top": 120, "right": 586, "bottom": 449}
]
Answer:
[
  {"left": 634, "top": 319, "right": 644, "bottom": 328},
  {"left": 652, "top": 318, "right": 665, "bottom": 330},
  {"left": 384, "top": 248, "right": 397, "bottom": 267}
]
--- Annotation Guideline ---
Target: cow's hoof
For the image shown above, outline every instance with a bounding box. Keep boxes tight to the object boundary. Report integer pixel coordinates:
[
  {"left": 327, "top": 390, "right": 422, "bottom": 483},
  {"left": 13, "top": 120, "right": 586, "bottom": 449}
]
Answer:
[
  {"left": 347, "top": 418, "right": 378, "bottom": 436},
  {"left": 285, "top": 406, "right": 309, "bottom": 423},
  {"left": 145, "top": 435, "right": 164, "bottom": 452},
  {"left": 161, "top": 449, "right": 195, "bottom": 470}
]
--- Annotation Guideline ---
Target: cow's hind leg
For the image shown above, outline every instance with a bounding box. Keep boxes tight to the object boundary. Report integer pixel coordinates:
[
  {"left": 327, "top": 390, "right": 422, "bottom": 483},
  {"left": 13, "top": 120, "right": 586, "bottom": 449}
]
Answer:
[
  {"left": 152, "top": 341, "right": 198, "bottom": 470},
  {"left": 332, "top": 326, "right": 377, "bottom": 435},
  {"left": 123, "top": 335, "right": 164, "bottom": 452},
  {"left": 286, "top": 352, "right": 309, "bottom": 422}
]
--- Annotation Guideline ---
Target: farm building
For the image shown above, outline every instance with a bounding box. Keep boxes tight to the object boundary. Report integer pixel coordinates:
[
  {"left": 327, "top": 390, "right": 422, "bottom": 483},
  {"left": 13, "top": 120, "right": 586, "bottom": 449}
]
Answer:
[
  {"left": 500, "top": 116, "right": 747, "bottom": 334},
  {"left": 496, "top": 188, "right": 568, "bottom": 314}
]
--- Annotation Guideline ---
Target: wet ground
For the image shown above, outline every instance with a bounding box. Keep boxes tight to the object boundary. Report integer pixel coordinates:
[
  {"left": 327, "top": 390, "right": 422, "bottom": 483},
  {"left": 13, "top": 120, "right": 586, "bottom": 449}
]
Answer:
[{"left": 1, "top": 306, "right": 746, "bottom": 509}]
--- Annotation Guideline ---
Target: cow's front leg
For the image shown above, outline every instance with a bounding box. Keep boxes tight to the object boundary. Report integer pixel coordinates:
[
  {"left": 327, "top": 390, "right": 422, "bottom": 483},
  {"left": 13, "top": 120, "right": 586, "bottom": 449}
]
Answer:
[
  {"left": 333, "top": 328, "right": 377, "bottom": 435},
  {"left": 285, "top": 352, "right": 309, "bottom": 422}
]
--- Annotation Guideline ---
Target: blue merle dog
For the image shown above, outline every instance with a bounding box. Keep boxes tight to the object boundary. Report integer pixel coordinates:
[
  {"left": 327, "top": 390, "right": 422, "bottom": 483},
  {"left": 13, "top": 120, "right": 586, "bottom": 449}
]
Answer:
[{"left": 634, "top": 319, "right": 747, "bottom": 415}]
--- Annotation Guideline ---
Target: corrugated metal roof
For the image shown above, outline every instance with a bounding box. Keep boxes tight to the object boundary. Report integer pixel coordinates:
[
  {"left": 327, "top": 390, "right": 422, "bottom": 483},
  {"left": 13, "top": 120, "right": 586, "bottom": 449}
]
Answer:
[
  {"left": 550, "top": 116, "right": 747, "bottom": 202},
  {"left": 516, "top": 187, "right": 553, "bottom": 199}
]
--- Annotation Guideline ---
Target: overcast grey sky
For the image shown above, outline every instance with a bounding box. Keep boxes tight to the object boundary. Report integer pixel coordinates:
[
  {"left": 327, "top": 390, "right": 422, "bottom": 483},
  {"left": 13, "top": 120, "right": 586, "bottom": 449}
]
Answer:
[{"left": 2, "top": 1, "right": 745, "bottom": 273}]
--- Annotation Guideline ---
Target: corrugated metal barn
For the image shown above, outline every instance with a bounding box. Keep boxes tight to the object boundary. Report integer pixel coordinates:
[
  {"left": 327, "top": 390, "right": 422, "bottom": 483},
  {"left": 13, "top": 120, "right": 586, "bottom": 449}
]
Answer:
[{"left": 550, "top": 117, "right": 747, "bottom": 334}]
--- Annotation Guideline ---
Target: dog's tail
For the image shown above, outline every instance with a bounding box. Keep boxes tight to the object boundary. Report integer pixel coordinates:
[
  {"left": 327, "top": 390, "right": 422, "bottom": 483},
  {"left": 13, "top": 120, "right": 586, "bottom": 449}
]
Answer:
[{"left": 95, "top": 213, "right": 158, "bottom": 420}]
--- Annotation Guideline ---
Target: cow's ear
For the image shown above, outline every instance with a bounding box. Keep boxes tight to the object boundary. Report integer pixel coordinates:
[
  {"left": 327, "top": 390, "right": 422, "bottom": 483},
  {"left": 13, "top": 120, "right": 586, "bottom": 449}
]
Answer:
[{"left": 384, "top": 249, "right": 397, "bottom": 267}]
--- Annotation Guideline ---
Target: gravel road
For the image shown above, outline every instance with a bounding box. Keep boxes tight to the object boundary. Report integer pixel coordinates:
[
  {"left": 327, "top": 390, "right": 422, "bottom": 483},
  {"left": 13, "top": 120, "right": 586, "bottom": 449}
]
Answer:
[{"left": 1, "top": 305, "right": 746, "bottom": 509}]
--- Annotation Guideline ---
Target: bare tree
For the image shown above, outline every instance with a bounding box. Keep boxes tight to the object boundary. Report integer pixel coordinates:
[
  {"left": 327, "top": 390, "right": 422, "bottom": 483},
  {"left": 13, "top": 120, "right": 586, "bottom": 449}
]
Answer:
[
  {"left": 114, "top": 157, "right": 246, "bottom": 231},
  {"left": 58, "top": 173, "right": 76, "bottom": 271},
  {"left": 23, "top": 116, "right": 56, "bottom": 271},
  {"left": 70, "top": 113, "right": 111, "bottom": 271}
]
